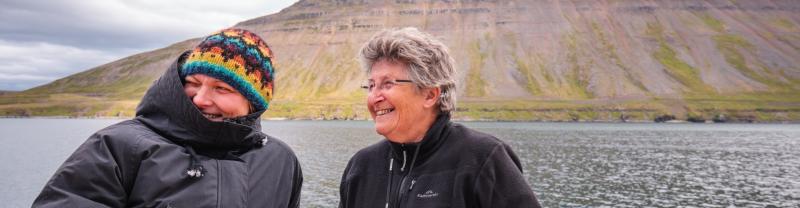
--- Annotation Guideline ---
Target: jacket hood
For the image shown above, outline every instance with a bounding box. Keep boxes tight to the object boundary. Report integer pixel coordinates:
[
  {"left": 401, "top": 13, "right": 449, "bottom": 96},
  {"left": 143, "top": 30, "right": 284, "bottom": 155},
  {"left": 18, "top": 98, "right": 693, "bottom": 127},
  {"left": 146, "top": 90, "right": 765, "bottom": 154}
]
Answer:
[{"left": 135, "top": 51, "right": 267, "bottom": 150}]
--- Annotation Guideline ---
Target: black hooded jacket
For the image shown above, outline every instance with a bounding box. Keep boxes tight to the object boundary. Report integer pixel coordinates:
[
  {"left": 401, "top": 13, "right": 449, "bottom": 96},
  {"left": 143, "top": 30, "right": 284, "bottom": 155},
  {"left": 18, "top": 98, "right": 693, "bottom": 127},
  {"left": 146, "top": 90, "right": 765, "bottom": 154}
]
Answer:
[
  {"left": 33, "top": 53, "right": 302, "bottom": 208},
  {"left": 339, "top": 114, "right": 541, "bottom": 208}
]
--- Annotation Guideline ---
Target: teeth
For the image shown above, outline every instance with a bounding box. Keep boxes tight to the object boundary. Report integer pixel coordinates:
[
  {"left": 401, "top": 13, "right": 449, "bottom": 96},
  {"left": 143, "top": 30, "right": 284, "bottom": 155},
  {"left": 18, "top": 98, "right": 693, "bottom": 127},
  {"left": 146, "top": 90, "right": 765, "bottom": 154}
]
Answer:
[
  {"left": 203, "top": 113, "right": 221, "bottom": 119},
  {"left": 376, "top": 109, "right": 393, "bottom": 116}
]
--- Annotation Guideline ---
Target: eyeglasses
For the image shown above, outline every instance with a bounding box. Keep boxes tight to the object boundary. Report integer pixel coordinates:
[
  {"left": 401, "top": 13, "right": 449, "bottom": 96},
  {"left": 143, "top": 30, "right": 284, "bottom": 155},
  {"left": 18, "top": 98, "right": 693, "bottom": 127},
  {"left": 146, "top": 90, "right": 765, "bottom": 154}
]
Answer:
[{"left": 361, "top": 79, "right": 414, "bottom": 93}]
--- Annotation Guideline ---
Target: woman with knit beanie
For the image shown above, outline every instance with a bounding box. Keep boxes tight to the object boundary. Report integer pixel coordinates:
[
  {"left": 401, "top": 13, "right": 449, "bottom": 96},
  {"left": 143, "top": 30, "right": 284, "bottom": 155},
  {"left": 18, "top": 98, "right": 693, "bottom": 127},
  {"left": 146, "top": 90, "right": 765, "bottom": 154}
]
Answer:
[{"left": 32, "top": 28, "right": 302, "bottom": 208}]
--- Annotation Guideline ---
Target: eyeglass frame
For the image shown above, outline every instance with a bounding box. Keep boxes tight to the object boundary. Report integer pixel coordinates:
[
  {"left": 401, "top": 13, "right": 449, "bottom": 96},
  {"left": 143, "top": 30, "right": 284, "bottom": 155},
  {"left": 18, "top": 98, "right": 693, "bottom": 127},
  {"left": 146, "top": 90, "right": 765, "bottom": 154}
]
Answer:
[{"left": 360, "top": 79, "right": 415, "bottom": 93}]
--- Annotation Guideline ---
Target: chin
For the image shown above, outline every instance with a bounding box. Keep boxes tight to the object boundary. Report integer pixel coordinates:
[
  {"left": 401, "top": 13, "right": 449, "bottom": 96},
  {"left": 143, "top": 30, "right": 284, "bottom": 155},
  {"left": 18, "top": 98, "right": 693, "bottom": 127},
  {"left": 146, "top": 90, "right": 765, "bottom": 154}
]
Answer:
[
  {"left": 374, "top": 124, "right": 387, "bottom": 135},
  {"left": 374, "top": 122, "right": 391, "bottom": 136}
]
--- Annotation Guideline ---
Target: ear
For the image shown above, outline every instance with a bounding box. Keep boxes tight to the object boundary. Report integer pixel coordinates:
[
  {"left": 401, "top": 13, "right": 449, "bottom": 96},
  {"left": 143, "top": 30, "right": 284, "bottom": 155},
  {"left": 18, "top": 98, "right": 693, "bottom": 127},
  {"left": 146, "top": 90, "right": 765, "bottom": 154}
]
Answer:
[{"left": 422, "top": 87, "right": 441, "bottom": 109}]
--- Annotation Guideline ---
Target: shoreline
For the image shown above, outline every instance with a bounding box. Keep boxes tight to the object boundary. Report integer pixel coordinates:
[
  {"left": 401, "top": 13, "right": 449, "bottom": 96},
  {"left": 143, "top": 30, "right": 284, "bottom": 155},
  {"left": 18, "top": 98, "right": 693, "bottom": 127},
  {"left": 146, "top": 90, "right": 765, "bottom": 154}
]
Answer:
[{"left": 2, "top": 116, "right": 798, "bottom": 124}]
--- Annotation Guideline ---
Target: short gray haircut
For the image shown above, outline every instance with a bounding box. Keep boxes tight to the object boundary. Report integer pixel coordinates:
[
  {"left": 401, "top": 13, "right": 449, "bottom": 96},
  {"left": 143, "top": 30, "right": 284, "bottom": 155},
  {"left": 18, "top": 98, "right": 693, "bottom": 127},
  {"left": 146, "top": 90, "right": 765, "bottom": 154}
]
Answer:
[{"left": 359, "top": 27, "right": 457, "bottom": 114}]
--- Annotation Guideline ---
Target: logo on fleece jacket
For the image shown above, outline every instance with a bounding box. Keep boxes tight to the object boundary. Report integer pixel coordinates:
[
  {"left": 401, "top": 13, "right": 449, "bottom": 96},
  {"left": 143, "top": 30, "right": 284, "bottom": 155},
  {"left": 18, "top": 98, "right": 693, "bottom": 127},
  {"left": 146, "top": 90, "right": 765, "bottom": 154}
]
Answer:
[{"left": 417, "top": 190, "right": 439, "bottom": 199}]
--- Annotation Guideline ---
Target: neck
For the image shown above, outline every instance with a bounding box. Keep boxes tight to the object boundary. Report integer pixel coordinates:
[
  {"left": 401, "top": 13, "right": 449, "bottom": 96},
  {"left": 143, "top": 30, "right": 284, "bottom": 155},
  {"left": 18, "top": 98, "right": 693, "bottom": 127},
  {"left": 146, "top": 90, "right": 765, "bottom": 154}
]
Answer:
[{"left": 388, "top": 112, "right": 437, "bottom": 144}]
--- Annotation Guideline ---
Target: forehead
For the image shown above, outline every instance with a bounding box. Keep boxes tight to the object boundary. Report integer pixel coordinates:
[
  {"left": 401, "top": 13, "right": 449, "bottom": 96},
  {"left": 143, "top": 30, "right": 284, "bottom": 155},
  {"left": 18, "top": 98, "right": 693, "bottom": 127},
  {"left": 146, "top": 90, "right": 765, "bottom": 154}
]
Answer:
[
  {"left": 369, "top": 60, "right": 408, "bottom": 80},
  {"left": 187, "top": 74, "right": 217, "bottom": 82},
  {"left": 186, "top": 74, "right": 234, "bottom": 86}
]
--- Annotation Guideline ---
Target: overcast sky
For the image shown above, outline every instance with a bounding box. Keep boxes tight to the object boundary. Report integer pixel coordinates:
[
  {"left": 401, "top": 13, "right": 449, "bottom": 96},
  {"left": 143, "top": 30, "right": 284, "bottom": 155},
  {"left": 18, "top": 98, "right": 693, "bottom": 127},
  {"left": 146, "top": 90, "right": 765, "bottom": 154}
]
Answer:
[{"left": 0, "top": 0, "right": 298, "bottom": 91}]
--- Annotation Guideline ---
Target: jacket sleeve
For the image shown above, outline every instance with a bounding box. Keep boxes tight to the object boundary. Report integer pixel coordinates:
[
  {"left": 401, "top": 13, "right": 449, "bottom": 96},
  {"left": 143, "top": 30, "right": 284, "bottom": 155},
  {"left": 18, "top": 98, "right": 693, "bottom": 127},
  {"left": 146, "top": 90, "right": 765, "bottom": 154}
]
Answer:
[
  {"left": 32, "top": 131, "right": 139, "bottom": 208},
  {"left": 338, "top": 158, "right": 355, "bottom": 208},
  {"left": 473, "top": 143, "right": 542, "bottom": 208},
  {"left": 288, "top": 157, "right": 303, "bottom": 208}
]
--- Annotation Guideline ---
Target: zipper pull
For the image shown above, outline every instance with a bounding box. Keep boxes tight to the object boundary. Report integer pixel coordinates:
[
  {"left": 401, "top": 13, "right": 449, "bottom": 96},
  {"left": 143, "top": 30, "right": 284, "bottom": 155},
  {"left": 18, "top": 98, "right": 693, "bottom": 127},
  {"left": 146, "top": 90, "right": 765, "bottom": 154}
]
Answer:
[
  {"left": 408, "top": 179, "right": 416, "bottom": 191},
  {"left": 400, "top": 150, "right": 407, "bottom": 172}
]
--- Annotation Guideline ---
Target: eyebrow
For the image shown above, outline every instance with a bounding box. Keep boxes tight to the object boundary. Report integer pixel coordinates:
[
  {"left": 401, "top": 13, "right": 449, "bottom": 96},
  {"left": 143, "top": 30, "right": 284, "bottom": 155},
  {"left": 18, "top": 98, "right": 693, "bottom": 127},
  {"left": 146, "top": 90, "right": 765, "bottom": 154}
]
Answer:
[
  {"left": 213, "top": 80, "right": 236, "bottom": 89},
  {"left": 368, "top": 75, "right": 396, "bottom": 81}
]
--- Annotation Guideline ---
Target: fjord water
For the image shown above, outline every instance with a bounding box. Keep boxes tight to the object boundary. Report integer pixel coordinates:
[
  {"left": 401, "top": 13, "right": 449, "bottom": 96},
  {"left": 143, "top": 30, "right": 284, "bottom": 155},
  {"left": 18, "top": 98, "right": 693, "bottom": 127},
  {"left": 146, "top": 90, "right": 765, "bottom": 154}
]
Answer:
[{"left": 1, "top": 119, "right": 798, "bottom": 207}]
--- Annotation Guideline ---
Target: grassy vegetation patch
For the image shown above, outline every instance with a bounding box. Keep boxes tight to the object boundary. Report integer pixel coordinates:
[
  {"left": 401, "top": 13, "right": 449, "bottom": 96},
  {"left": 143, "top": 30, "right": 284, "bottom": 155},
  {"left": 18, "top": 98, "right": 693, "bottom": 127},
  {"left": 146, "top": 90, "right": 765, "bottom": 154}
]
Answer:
[
  {"left": 714, "top": 34, "right": 751, "bottom": 72},
  {"left": 591, "top": 22, "right": 616, "bottom": 61},
  {"left": 682, "top": 92, "right": 800, "bottom": 122},
  {"left": 772, "top": 18, "right": 796, "bottom": 30},
  {"left": 466, "top": 40, "right": 488, "bottom": 97},
  {"left": 776, "top": 34, "right": 800, "bottom": 53},
  {"left": 712, "top": 34, "right": 789, "bottom": 89},
  {"left": 264, "top": 100, "right": 367, "bottom": 120},
  {"left": 454, "top": 99, "right": 670, "bottom": 121},
  {"left": 0, "top": 98, "right": 137, "bottom": 117},
  {"left": 647, "top": 23, "right": 713, "bottom": 93},
  {"left": 0, "top": 94, "right": 46, "bottom": 105},
  {"left": 513, "top": 54, "right": 542, "bottom": 95},
  {"left": 3, "top": 92, "right": 798, "bottom": 122},
  {"left": 25, "top": 57, "right": 161, "bottom": 99},
  {"left": 591, "top": 22, "right": 646, "bottom": 92},
  {"left": 654, "top": 41, "right": 712, "bottom": 92},
  {"left": 698, "top": 13, "right": 725, "bottom": 32},
  {"left": 563, "top": 33, "right": 593, "bottom": 99}
]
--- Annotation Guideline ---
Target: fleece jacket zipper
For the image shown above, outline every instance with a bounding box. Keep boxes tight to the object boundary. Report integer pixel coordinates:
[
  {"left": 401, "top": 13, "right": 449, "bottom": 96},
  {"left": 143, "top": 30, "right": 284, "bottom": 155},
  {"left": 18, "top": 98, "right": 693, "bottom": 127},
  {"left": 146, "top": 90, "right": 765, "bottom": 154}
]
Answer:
[{"left": 393, "top": 144, "right": 421, "bottom": 208}]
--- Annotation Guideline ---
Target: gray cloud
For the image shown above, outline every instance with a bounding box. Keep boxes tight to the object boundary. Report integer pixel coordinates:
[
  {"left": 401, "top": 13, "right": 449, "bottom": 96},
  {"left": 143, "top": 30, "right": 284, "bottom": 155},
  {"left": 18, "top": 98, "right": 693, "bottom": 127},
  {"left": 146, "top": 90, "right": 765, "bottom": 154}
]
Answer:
[{"left": 0, "top": 0, "right": 296, "bottom": 91}]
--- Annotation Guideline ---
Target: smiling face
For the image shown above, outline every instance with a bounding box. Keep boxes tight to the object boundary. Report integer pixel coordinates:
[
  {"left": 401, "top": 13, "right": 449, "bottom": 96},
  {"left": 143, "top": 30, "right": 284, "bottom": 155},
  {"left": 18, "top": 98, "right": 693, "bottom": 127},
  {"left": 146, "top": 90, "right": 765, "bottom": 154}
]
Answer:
[
  {"left": 367, "top": 60, "right": 440, "bottom": 143},
  {"left": 183, "top": 74, "right": 251, "bottom": 121}
]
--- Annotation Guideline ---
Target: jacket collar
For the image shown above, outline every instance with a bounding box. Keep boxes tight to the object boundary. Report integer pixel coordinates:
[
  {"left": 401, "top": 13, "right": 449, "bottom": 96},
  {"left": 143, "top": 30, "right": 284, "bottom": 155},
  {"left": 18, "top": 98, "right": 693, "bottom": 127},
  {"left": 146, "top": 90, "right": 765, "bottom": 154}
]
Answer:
[
  {"left": 135, "top": 51, "right": 266, "bottom": 150},
  {"left": 388, "top": 113, "right": 452, "bottom": 166}
]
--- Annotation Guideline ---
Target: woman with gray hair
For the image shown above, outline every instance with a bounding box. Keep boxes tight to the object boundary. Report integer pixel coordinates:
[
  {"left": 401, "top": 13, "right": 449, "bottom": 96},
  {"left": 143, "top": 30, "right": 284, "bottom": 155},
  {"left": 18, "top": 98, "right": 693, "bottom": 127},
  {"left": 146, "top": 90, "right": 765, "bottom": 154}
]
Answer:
[{"left": 338, "top": 27, "right": 541, "bottom": 208}]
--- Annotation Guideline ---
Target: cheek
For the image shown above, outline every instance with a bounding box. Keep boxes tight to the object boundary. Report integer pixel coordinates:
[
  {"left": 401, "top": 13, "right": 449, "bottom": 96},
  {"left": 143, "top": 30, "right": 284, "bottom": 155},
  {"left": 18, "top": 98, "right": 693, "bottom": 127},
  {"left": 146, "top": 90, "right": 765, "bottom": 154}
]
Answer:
[
  {"left": 366, "top": 97, "right": 375, "bottom": 112},
  {"left": 183, "top": 85, "right": 198, "bottom": 97},
  {"left": 218, "top": 94, "right": 251, "bottom": 116},
  {"left": 396, "top": 96, "right": 425, "bottom": 120},
  {"left": 367, "top": 94, "right": 384, "bottom": 116}
]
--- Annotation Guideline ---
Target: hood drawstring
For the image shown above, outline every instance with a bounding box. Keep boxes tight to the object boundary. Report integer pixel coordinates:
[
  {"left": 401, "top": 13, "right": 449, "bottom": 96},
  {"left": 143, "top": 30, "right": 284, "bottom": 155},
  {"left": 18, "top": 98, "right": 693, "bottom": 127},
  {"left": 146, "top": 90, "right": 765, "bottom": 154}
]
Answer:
[
  {"left": 400, "top": 150, "right": 407, "bottom": 172},
  {"left": 253, "top": 136, "right": 269, "bottom": 147},
  {"left": 185, "top": 146, "right": 205, "bottom": 178},
  {"left": 385, "top": 144, "right": 421, "bottom": 208},
  {"left": 385, "top": 154, "right": 394, "bottom": 208}
]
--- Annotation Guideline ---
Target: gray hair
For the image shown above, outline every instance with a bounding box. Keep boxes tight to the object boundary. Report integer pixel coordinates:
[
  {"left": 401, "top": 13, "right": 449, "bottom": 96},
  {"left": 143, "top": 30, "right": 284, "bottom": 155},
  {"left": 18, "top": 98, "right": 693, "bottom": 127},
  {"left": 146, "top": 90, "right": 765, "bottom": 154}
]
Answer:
[{"left": 359, "top": 27, "right": 457, "bottom": 114}]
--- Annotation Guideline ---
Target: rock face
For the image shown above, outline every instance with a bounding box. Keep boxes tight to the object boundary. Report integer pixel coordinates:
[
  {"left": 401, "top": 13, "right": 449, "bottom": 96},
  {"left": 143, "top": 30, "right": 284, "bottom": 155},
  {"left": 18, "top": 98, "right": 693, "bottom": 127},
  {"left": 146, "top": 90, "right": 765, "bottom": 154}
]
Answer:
[
  {"left": 3, "top": 0, "right": 800, "bottom": 120},
  {"left": 235, "top": 0, "right": 799, "bottom": 101}
]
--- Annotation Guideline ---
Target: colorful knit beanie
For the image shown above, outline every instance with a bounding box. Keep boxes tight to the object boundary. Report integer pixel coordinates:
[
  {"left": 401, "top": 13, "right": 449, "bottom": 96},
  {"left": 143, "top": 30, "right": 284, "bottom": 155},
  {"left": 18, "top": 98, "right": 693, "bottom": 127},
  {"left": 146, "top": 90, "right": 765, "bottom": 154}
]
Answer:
[{"left": 180, "top": 28, "right": 275, "bottom": 112}]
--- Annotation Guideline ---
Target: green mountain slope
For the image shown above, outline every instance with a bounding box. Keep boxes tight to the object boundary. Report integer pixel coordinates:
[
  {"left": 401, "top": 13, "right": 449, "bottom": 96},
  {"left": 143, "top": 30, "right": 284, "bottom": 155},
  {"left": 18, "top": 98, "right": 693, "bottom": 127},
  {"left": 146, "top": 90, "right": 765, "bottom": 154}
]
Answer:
[{"left": 2, "top": 0, "right": 799, "bottom": 122}]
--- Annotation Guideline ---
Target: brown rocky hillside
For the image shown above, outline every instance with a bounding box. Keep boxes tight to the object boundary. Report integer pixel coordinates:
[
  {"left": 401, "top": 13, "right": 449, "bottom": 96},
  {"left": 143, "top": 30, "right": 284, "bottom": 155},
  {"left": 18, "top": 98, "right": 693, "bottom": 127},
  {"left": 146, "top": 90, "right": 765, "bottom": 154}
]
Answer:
[{"left": 2, "top": 0, "right": 799, "bottom": 122}]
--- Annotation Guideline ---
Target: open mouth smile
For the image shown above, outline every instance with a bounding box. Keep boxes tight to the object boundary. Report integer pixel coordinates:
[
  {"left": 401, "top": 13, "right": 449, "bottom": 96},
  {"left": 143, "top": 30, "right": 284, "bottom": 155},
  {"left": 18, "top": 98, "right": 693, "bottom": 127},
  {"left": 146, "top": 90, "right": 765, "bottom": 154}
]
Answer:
[
  {"left": 376, "top": 108, "right": 395, "bottom": 116},
  {"left": 202, "top": 113, "right": 222, "bottom": 120}
]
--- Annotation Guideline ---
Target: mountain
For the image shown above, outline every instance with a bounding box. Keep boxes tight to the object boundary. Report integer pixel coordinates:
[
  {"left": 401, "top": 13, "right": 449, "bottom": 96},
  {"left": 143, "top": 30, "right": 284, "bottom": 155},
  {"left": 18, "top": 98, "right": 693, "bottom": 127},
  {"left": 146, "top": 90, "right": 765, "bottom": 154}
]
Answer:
[{"left": 2, "top": 0, "right": 799, "bottom": 122}]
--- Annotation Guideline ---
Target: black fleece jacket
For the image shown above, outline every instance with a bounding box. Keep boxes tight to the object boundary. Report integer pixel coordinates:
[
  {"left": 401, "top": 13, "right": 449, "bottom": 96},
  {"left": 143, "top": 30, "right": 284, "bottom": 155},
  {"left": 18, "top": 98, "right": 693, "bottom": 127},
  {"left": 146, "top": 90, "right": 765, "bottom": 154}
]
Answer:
[{"left": 339, "top": 114, "right": 541, "bottom": 208}]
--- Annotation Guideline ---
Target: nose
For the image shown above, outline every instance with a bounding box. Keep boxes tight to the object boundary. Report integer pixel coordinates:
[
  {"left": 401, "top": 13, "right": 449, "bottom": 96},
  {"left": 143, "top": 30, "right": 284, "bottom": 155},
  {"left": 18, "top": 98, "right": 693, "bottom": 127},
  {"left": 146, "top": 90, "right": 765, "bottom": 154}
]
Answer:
[
  {"left": 192, "top": 86, "right": 214, "bottom": 108},
  {"left": 367, "top": 88, "right": 384, "bottom": 104}
]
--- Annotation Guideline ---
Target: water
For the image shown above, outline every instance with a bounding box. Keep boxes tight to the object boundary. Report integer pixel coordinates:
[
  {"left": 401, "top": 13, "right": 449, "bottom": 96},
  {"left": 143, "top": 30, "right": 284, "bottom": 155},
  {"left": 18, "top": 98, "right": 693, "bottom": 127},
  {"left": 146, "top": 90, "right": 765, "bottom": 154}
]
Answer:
[{"left": 1, "top": 119, "right": 799, "bottom": 207}]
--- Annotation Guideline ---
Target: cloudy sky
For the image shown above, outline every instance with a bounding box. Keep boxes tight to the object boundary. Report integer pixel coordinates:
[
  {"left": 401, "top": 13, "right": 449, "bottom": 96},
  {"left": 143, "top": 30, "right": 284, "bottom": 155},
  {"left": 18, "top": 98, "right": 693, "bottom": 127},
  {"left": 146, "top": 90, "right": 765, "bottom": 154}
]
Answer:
[{"left": 0, "top": 0, "right": 298, "bottom": 91}]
